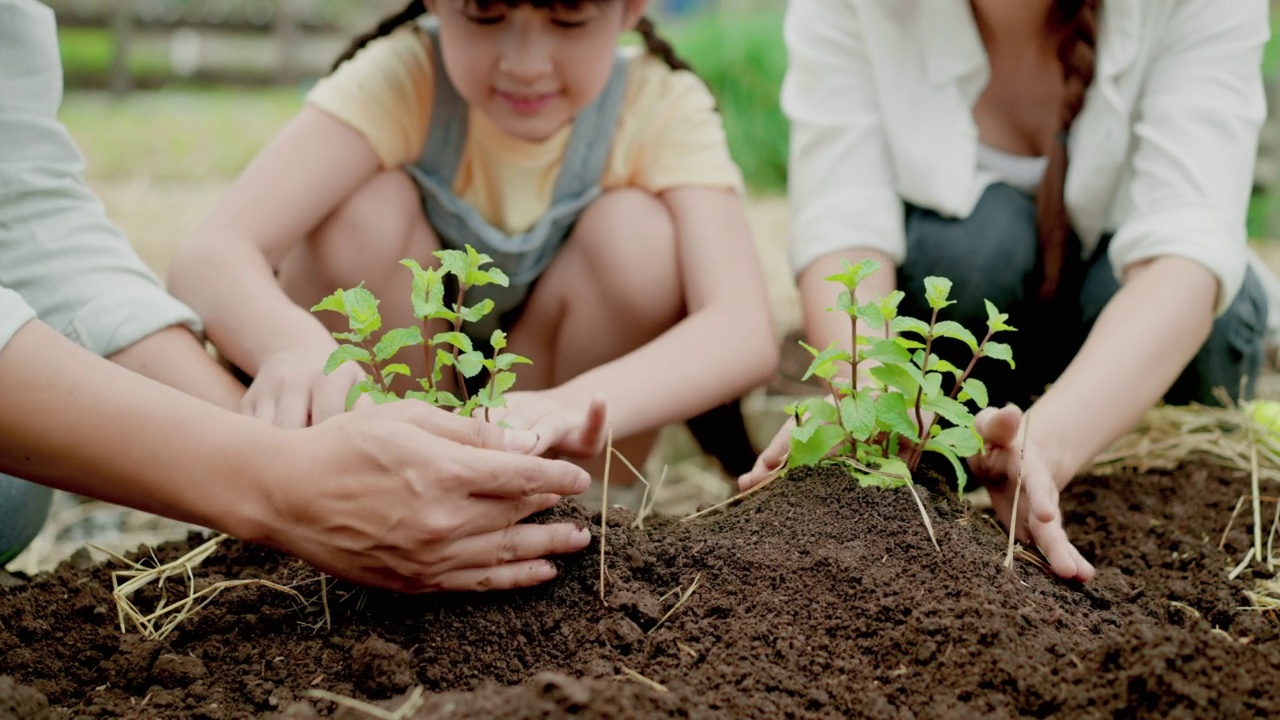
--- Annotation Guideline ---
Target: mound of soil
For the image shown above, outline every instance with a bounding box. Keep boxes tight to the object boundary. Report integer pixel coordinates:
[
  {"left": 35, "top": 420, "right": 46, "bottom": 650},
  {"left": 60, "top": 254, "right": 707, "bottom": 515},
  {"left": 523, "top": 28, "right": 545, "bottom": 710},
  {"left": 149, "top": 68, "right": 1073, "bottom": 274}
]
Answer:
[{"left": 1, "top": 462, "right": 1277, "bottom": 719}]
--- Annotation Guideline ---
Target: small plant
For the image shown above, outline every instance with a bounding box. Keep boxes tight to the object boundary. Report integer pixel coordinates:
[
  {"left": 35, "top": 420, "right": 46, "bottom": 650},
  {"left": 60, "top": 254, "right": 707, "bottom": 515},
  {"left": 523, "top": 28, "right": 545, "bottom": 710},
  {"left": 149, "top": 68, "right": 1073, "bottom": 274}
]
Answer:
[
  {"left": 311, "top": 246, "right": 531, "bottom": 420},
  {"left": 786, "top": 259, "right": 1016, "bottom": 496}
]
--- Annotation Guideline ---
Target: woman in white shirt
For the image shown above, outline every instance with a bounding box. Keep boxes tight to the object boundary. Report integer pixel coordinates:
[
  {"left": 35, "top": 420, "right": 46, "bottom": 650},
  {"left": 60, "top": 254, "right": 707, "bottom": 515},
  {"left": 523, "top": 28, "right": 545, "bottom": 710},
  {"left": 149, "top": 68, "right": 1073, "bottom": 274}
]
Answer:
[{"left": 742, "top": 0, "right": 1271, "bottom": 582}]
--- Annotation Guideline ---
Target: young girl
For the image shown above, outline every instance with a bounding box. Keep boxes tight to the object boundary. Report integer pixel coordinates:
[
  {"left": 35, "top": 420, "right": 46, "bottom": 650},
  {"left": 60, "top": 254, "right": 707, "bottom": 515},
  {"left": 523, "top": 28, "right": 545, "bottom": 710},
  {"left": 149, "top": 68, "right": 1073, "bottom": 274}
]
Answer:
[
  {"left": 167, "top": 0, "right": 778, "bottom": 473},
  {"left": 741, "top": 0, "right": 1272, "bottom": 582}
]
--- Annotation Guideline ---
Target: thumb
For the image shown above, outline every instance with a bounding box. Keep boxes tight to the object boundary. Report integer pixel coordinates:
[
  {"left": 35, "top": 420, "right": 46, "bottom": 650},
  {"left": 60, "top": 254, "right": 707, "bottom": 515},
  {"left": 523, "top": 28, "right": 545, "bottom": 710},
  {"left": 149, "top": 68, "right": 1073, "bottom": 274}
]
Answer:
[
  {"left": 974, "top": 404, "right": 1022, "bottom": 450},
  {"left": 382, "top": 398, "right": 541, "bottom": 453}
]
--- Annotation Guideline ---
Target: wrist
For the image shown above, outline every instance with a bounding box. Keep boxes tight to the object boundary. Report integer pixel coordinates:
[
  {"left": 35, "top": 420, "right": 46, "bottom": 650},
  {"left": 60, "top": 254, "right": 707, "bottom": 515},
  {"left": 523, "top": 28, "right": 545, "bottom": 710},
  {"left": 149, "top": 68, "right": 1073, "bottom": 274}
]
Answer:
[
  {"left": 1025, "top": 403, "right": 1081, "bottom": 492},
  {"left": 205, "top": 424, "right": 296, "bottom": 545}
]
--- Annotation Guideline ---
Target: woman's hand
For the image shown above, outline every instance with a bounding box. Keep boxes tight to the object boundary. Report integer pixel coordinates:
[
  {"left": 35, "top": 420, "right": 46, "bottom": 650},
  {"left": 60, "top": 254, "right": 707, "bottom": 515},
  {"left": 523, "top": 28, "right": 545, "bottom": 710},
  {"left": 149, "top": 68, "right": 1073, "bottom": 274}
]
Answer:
[
  {"left": 486, "top": 390, "right": 608, "bottom": 459},
  {"left": 969, "top": 404, "right": 1095, "bottom": 582},
  {"left": 260, "top": 399, "right": 594, "bottom": 593}
]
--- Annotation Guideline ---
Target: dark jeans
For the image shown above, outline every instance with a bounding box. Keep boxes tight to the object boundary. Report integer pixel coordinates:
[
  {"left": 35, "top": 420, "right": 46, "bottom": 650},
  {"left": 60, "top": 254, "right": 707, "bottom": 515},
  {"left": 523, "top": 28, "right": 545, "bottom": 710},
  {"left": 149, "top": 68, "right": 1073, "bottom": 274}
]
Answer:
[
  {"left": 898, "top": 183, "right": 1268, "bottom": 409},
  {"left": 0, "top": 474, "right": 53, "bottom": 565}
]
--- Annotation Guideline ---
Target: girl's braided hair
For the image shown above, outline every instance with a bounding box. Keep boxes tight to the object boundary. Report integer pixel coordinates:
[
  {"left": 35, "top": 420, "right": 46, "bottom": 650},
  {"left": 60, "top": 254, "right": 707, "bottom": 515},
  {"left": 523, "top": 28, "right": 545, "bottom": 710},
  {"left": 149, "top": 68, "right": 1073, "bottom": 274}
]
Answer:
[
  {"left": 331, "top": 0, "right": 695, "bottom": 75},
  {"left": 1035, "top": 0, "right": 1100, "bottom": 299}
]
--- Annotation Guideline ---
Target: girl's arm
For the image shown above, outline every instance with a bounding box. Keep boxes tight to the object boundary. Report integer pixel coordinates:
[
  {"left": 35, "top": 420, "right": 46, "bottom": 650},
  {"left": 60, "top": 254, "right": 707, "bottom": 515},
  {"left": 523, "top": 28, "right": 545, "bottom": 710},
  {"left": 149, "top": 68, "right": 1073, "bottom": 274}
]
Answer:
[
  {"left": 167, "top": 107, "right": 383, "bottom": 377},
  {"left": 550, "top": 186, "right": 779, "bottom": 439}
]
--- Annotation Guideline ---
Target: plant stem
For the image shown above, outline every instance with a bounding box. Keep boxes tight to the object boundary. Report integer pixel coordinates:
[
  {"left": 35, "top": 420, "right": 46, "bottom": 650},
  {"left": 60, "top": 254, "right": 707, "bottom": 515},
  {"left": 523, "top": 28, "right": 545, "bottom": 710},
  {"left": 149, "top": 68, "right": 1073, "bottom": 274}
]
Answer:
[
  {"left": 357, "top": 338, "right": 389, "bottom": 394},
  {"left": 909, "top": 327, "right": 997, "bottom": 469},
  {"left": 422, "top": 319, "right": 434, "bottom": 392},
  {"left": 451, "top": 285, "right": 470, "bottom": 403},
  {"left": 907, "top": 308, "right": 939, "bottom": 469}
]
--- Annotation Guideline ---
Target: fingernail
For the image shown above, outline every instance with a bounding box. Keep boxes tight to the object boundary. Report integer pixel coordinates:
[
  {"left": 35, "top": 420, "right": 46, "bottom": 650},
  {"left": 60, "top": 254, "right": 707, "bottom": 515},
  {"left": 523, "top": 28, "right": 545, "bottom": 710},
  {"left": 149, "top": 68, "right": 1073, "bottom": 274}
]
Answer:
[
  {"left": 533, "top": 562, "right": 557, "bottom": 582},
  {"left": 571, "top": 527, "right": 592, "bottom": 547},
  {"left": 571, "top": 471, "right": 590, "bottom": 494},
  {"left": 504, "top": 429, "right": 540, "bottom": 453}
]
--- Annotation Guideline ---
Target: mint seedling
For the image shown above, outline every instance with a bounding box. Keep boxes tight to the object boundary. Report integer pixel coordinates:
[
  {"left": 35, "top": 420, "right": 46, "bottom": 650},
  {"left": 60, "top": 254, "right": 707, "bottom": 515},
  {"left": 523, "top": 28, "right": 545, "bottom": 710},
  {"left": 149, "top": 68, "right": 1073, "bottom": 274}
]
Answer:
[
  {"left": 786, "top": 259, "right": 1016, "bottom": 496},
  {"left": 311, "top": 245, "right": 531, "bottom": 420}
]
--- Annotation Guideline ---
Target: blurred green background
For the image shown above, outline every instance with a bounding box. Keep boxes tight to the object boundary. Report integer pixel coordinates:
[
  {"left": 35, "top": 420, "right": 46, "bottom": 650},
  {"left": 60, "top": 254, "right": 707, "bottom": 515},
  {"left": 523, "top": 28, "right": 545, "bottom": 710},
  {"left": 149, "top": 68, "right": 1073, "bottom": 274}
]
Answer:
[{"left": 48, "top": 2, "right": 1280, "bottom": 237}]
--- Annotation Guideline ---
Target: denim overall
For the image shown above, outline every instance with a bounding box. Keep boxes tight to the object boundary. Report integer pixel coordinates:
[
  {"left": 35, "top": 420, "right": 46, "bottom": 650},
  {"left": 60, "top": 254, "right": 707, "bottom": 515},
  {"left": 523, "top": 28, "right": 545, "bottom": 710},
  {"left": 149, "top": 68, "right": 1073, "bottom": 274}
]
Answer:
[{"left": 403, "top": 25, "right": 630, "bottom": 343}]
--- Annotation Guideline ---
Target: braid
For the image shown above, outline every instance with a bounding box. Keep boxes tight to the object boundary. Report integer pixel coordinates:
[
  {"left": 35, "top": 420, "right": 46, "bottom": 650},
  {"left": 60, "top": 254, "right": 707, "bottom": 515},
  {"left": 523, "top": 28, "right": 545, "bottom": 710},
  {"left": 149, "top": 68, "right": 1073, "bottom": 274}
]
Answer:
[
  {"left": 635, "top": 16, "right": 694, "bottom": 74},
  {"left": 331, "top": 0, "right": 429, "bottom": 73},
  {"left": 1034, "top": 0, "right": 1100, "bottom": 299}
]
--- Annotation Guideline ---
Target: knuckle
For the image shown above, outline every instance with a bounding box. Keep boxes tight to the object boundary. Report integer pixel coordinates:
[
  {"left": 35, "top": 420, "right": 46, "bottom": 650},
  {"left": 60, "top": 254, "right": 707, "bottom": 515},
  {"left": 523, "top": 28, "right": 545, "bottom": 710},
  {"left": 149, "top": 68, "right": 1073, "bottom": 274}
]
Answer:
[{"left": 497, "top": 528, "right": 521, "bottom": 565}]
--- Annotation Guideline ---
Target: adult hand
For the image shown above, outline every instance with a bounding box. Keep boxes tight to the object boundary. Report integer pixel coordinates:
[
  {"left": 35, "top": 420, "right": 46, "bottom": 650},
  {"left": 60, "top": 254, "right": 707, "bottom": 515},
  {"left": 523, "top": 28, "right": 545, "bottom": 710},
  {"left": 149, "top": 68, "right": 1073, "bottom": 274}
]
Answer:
[
  {"left": 487, "top": 390, "right": 608, "bottom": 459},
  {"left": 258, "top": 399, "right": 593, "bottom": 592},
  {"left": 242, "top": 344, "right": 370, "bottom": 428},
  {"left": 969, "top": 404, "right": 1095, "bottom": 582}
]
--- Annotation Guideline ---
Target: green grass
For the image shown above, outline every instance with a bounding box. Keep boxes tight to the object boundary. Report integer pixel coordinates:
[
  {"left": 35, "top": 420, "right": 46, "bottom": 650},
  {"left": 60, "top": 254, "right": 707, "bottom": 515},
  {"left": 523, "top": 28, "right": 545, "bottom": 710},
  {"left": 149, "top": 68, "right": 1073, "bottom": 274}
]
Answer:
[
  {"left": 58, "top": 27, "right": 172, "bottom": 78},
  {"left": 670, "top": 11, "right": 788, "bottom": 194},
  {"left": 59, "top": 87, "right": 304, "bottom": 182}
]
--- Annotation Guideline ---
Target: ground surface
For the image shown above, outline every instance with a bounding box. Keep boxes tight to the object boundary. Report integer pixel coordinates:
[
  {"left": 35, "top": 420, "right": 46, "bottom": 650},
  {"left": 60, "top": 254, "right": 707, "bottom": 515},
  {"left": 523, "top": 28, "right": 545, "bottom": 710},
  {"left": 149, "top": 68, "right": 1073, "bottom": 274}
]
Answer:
[{"left": 2, "top": 460, "right": 1277, "bottom": 719}]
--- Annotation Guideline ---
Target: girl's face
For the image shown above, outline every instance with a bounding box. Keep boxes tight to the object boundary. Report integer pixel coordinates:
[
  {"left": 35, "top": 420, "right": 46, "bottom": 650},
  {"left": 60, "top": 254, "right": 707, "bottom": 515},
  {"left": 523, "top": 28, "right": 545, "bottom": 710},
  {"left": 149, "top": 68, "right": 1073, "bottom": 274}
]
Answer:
[{"left": 428, "top": 0, "right": 647, "bottom": 143}]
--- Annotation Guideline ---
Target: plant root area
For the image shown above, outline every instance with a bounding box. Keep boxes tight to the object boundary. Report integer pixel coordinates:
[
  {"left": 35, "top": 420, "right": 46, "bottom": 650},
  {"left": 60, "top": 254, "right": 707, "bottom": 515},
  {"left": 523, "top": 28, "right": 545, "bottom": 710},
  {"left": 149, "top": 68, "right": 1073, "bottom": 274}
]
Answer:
[{"left": 2, "top": 462, "right": 1278, "bottom": 719}]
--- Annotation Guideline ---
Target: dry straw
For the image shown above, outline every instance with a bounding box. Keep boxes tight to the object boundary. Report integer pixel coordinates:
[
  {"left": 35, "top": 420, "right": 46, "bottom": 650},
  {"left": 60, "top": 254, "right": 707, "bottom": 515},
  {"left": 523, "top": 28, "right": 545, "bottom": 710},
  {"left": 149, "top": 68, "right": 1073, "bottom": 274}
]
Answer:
[{"left": 93, "top": 533, "right": 305, "bottom": 641}]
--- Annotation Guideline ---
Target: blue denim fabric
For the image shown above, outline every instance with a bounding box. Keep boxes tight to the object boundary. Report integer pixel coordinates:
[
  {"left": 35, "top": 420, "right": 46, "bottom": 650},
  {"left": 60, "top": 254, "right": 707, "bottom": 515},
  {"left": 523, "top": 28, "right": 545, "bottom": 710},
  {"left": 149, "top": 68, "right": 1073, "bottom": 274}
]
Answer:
[
  {"left": 0, "top": 474, "right": 52, "bottom": 565},
  {"left": 897, "top": 182, "right": 1266, "bottom": 408}
]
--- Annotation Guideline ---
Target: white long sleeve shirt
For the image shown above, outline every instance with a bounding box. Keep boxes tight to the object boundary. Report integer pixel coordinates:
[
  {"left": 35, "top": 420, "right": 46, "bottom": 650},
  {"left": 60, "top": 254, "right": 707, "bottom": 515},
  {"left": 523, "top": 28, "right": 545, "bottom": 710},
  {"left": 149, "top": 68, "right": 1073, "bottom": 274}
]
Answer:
[
  {"left": 782, "top": 0, "right": 1269, "bottom": 314},
  {"left": 0, "top": 0, "right": 201, "bottom": 355}
]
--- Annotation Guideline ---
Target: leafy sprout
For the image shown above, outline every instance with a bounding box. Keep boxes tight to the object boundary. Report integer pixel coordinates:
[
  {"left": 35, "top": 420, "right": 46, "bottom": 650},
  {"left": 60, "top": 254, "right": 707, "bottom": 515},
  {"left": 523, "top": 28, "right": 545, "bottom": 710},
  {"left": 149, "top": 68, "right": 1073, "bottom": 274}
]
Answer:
[
  {"left": 786, "top": 259, "right": 1016, "bottom": 495},
  {"left": 311, "top": 246, "right": 531, "bottom": 420}
]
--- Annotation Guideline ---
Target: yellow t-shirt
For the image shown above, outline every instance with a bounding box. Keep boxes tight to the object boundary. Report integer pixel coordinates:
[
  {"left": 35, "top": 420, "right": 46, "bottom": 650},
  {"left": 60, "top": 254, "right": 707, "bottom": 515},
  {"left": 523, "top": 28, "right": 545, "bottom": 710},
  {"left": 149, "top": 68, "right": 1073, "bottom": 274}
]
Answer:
[{"left": 307, "top": 23, "right": 743, "bottom": 236}]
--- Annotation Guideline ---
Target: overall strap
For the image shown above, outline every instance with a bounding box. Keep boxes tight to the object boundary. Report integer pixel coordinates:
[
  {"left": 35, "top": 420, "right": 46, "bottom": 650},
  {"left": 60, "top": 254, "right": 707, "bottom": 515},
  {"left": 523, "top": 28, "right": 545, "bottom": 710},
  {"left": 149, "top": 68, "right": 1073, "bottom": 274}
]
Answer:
[
  {"left": 416, "top": 21, "right": 467, "bottom": 184},
  {"left": 549, "top": 52, "right": 630, "bottom": 204}
]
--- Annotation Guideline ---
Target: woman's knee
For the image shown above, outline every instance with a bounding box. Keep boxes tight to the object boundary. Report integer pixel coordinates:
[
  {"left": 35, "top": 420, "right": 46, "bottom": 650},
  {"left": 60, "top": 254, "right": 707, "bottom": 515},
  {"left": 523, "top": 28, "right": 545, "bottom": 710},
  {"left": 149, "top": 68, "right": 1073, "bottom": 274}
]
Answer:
[
  {"left": 0, "top": 475, "right": 53, "bottom": 565},
  {"left": 1172, "top": 266, "right": 1269, "bottom": 405},
  {"left": 560, "top": 189, "right": 683, "bottom": 331}
]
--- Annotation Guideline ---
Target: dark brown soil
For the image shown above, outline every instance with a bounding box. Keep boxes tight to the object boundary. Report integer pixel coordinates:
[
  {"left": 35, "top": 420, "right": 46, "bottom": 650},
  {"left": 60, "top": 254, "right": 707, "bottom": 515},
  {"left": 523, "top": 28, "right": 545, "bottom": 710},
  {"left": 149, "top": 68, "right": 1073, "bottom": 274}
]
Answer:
[{"left": 1, "top": 461, "right": 1277, "bottom": 719}]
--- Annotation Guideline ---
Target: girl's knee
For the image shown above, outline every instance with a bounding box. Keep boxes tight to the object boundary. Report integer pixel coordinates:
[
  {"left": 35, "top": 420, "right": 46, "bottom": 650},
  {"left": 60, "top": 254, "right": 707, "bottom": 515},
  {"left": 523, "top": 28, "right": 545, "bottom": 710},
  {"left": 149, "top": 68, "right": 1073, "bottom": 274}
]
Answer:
[
  {"left": 308, "top": 170, "right": 428, "bottom": 273},
  {"left": 567, "top": 189, "right": 682, "bottom": 329}
]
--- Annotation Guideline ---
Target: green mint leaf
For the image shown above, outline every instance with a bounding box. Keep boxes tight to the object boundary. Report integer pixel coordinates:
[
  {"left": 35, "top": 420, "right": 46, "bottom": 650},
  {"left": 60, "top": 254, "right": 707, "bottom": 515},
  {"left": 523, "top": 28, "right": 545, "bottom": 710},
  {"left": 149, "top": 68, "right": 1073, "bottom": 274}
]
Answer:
[
  {"left": 924, "top": 439, "right": 970, "bottom": 496},
  {"left": 493, "top": 352, "right": 532, "bottom": 371},
  {"left": 876, "top": 291, "right": 905, "bottom": 323},
  {"left": 958, "top": 378, "right": 989, "bottom": 408},
  {"left": 455, "top": 351, "right": 485, "bottom": 379},
  {"left": 890, "top": 316, "right": 931, "bottom": 339},
  {"left": 310, "top": 290, "right": 347, "bottom": 316},
  {"left": 922, "top": 395, "right": 974, "bottom": 427},
  {"left": 468, "top": 265, "right": 510, "bottom": 288},
  {"left": 851, "top": 456, "right": 911, "bottom": 488},
  {"left": 401, "top": 259, "right": 447, "bottom": 320},
  {"left": 431, "top": 331, "right": 474, "bottom": 353},
  {"left": 982, "top": 341, "right": 1016, "bottom": 369},
  {"left": 862, "top": 338, "right": 911, "bottom": 366},
  {"left": 874, "top": 392, "right": 919, "bottom": 438},
  {"left": 382, "top": 363, "right": 411, "bottom": 379},
  {"left": 788, "top": 423, "right": 847, "bottom": 468},
  {"left": 434, "top": 391, "right": 463, "bottom": 409},
  {"left": 802, "top": 343, "right": 853, "bottom": 382},
  {"left": 799, "top": 395, "right": 840, "bottom": 425},
  {"left": 459, "top": 397, "right": 482, "bottom": 418},
  {"left": 405, "top": 389, "right": 432, "bottom": 403},
  {"left": 854, "top": 302, "right": 885, "bottom": 332},
  {"left": 870, "top": 364, "right": 920, "bottom": 396},
  {"left": 930, "top": 320, "right": 979, "bottom": 351},
  {"left": 984, "top": 299, "right": 1017, "bottom": 333},
  {"left": 922, "top": 371, "right": 944, "bottom": 401},
  {"left": 489, "top": 329, "right": 508, "bottom": 352},
  {"left": 477, "top": 371, "right": 519, "bottom": 407},
  {"left": 345, "top": 378, "right": 378, "bottom": 411},
  {"left": 435, "top": 249, "right": 469, "bottom": 282},
  {"left": 932, "top": 425, "right": 983, "bottom": 457},
  {"left": 923, "top": 276, "right": 955, "bottom": 310},
  {"left": 839, "top": 388, "right": 878, "bottom": 442},
  {"left": 835, "top": 289, "right": 855, "bottom": 315},
  {"left": 341, "top": 286, "right": 383, "bottom": 338},
  {"left": 823, "top": 258, "right": 881, "bottom": 292},
  {"left": 459, "top": 299, "right": 496, "bottom": 324},
  {"left": 373, "top": 326, "right": 424, "bottom": 362},
  {"left": 323, "top": 345, "right": 371, "bottom": 375}
]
